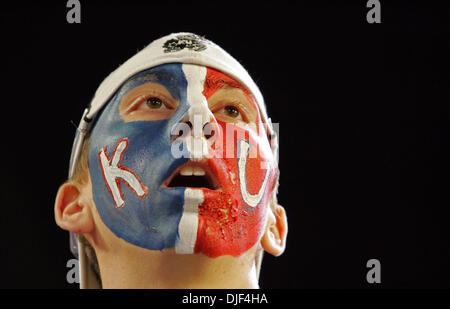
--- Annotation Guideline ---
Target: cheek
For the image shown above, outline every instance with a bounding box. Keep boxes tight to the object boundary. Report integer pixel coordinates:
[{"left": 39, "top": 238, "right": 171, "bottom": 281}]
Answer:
[
  {"left": 194, "top": 120, "right": 276, "bottom": 257},
  {"left": 88, "top": 109, "right": 190, "bottom": 250}
]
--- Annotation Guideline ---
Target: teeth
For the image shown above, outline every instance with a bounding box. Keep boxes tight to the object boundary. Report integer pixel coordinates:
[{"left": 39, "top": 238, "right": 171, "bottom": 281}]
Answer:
[
  {"left": 193, "top": 166, "right": 205, "bottom": 176},
  {"left": 180, "top": 166, "right": 193, "bottom": 176},
  {"left": 179, "top": 166, "right": 205, "bottom": 176}
]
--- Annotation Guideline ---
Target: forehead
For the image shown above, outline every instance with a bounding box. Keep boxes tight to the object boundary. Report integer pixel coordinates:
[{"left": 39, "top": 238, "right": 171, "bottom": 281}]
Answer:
[
  {"left": 117, "top": 63, "right": 259, "bottom": 111},
  {"left": 117, "top": 63, "right": 187, "bottom": 102}
]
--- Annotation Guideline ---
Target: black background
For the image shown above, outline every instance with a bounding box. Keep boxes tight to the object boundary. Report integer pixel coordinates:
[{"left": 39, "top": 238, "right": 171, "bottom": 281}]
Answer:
[{"left": 1, "top": 1, "right": 449, "bottom": 289}]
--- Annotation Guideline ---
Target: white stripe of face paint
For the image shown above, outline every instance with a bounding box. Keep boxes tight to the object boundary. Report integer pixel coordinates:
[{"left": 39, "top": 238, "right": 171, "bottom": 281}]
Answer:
[
  {"left": 175, "top": 188, "right": 203, "bottom": 254},
  {"left": 237, "top": 140, "right": 270, "bottom": 208},
  {"left": 175, "top": 64, "right": 210, "bottom": 254},
  {"left": 181, "top": 64, "right": 211, "bottom": 161}
]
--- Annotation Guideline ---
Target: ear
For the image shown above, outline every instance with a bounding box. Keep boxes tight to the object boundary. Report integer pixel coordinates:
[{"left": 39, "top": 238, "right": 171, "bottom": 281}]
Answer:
[
  {"left": 54, "top": 181, "right": 94, "bottom": 234},
  {"left": 261, "top": 196, "right": 288, "bottom": 256}
]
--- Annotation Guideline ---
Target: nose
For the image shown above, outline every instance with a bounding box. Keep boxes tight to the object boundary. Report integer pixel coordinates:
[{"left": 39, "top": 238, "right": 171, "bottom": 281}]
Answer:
[
  {"left": 171, "top": 116, "right": 218, "bottom": 141},
  {"left": 171, "top": 114, "right": 220, "bottom": 161}
]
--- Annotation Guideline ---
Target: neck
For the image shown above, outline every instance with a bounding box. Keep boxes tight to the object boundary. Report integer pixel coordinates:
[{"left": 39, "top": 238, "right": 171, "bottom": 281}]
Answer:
[{"left": 96, "top": 243, "right": 260, "bottom": 289}]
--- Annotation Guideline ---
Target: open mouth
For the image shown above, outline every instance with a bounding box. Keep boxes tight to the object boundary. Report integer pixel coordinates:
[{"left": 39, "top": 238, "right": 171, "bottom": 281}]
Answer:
[{"left": 164, "top": 164, "right": 220, "bottom": 190}]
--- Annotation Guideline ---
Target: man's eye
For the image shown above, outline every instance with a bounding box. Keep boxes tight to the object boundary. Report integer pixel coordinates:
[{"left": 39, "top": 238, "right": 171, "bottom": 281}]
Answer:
[
  {"left": 224, "top": 105, "right": 240, "bottom": 118},
  {"left": 146, "top": 97, "right": 163, "bottom": 109}
]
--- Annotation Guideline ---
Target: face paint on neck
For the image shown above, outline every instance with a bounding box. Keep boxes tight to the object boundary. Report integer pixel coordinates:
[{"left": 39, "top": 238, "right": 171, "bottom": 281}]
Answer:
[{"left": 89, "top": 63, "right": 276, "bottom": 257}]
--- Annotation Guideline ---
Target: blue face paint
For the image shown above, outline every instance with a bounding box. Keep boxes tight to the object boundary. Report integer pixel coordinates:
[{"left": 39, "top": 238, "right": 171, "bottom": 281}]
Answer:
[{"left": 89, "top": 63, "right": 190, "bottom": 250}]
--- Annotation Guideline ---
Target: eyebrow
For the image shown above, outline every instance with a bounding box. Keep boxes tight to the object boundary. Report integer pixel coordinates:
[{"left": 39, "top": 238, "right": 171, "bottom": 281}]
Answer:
[
  {"left": 116, "top": 73, "right": 159, "bottom": 98},
  {"left": 203, "top": 74, "right": 258, "bottom": 111},
  {"left": 123, "top": 73, "right": 158, "bottom": 89},
  {"left": 204, "top": 75, "right": 248, "bottom": 94}
]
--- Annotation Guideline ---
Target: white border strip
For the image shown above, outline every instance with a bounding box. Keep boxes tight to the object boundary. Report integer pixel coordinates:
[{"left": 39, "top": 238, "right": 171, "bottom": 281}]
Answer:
[{"left": 175, "top": 188, "right": 203, "bottom": 254}]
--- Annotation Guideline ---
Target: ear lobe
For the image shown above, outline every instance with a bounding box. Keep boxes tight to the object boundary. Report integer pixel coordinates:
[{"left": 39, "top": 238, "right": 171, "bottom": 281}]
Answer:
[
  {"left": 261, "top": 201, "right": 288, "bottom": 257},
  {"left": 54, "top": 182, "right": 94, "bottom": 234}
]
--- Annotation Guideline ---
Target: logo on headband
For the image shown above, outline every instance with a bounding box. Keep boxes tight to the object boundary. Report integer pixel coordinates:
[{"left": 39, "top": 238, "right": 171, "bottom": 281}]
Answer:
[{"left": 163, "top": 34, "right": 208, "bottom": 53}]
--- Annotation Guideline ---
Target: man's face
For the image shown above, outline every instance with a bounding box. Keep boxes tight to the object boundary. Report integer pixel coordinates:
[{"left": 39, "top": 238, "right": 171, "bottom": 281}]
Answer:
[{"left": 89, "top": 63, "right": 277, "bottom": 257}]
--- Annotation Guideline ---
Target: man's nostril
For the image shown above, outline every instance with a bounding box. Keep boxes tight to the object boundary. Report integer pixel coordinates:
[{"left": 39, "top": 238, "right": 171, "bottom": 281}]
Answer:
[
  {"left": 171, "top": 120, "right": 217, "bottom": 141},
  {"left": 171, "top": 121, "right": 192, "bottom": 143},
  {"left": 203, "top": 123, "right": 216, "bottom": 139}
]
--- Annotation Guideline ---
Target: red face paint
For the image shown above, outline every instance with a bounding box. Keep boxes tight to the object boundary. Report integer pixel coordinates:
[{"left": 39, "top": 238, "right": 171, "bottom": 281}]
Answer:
[{"left": 193, "top": 68, "right": 277, "bottom": 257}]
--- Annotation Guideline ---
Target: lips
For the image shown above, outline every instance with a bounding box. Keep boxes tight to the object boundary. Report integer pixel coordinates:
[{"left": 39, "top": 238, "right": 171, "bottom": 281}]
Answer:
[{"left": 162, "top": 161, "right": 221, "bottom": 191}]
